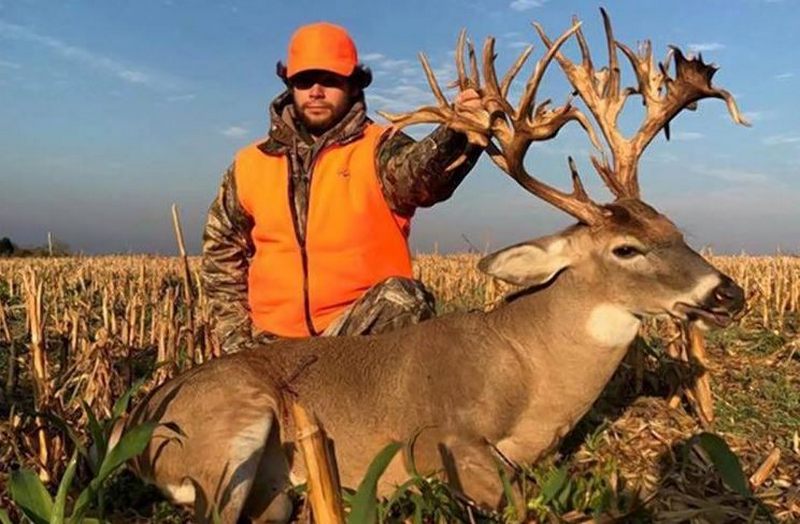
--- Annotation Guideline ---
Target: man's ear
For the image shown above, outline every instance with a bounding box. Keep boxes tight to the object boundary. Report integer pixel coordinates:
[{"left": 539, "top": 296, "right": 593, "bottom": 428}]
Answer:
[{"left": 478, "top": 237, "right": 573, "bottom": 287}]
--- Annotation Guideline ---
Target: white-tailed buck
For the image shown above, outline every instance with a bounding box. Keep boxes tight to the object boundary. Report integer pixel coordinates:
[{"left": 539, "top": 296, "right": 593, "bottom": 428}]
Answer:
[{"left": 122, "top": 10, "right": 748, "bottom": 523}]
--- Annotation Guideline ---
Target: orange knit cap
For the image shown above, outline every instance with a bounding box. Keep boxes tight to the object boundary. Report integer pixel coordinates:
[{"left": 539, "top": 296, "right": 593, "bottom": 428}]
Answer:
[{"left": 286, "top": 22, "right": 358, "bottom": 78}]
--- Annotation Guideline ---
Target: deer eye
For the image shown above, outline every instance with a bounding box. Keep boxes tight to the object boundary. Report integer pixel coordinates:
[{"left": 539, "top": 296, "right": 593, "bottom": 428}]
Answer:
[{"left": 612, "top": 245, "right": 644, "bottom": 259}]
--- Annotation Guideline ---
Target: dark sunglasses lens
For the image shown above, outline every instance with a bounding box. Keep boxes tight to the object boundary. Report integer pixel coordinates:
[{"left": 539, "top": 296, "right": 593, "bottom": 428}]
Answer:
[{"left": 291, "top": 73, "right": 343, "bottom": 89}]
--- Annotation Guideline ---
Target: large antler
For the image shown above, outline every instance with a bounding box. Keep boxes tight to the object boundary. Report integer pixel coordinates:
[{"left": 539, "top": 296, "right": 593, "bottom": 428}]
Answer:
[
  {"left": 379, "top": 23, "right": 609, "bottom": 226},
  {"left": 534, "top": 8, "right": 750, "bottom": 199}
]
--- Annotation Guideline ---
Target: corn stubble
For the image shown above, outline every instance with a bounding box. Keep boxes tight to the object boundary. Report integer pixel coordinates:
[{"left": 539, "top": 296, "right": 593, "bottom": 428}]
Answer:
[{"left": 0, "top": 253, "right": 798, "bottom": 521}]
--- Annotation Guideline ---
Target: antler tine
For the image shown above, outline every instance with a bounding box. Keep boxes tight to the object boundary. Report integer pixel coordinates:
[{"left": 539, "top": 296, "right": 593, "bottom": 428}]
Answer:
[
  {"left": 519, "top": 22, "right": 582, "bottom": 121},
  {"left": 454, "top": 30, "right": 481, "bottom": 91},
  {"left": 484, "top": 21, "right": 608, "bottom": 225},
  {"left": 381, "top": 22, "right": 607, "bottom": 225},
  {"left": 534, "top": 16, "right": 629, "bottom": 152},
  {"left": 419, "top": 52, "right": 449, "bottom": 107},
  {"left": 613, "top": 42, "right": 750, "bottom": 195},
  {"left": 378, "top": 32, "right": 493, "bottom": 145},
  {"left": 481, "top": 37, "right": 518, "bottom": 123},
  {"left": 499, "top": 149, "right": 606, "bottom": 226},
  {"left": 572, "top": 15, "right": 594, "bottom": 72},
  {"left": 455, "top": 29, "right": 469, "bottom": 90},
  {"left": 538, "top": 9, "right": 749, "bottom": 200},
  {"left": 600, "top": 8, "right": 621, "bottom": 99},
  {"left": 467, "top": 38, "right": 480, "bottom": 89},
  {"left": 568, "top": 156, "right": 592, "bottom": 202},
  {"left": 499, "top": 44, "right": 533, "bottom": 99}
]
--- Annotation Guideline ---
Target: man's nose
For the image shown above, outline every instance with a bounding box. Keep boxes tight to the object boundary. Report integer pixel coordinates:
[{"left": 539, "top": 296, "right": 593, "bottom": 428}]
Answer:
[{"left": 309, "top": 84, "right": 325, "bottom": 97}]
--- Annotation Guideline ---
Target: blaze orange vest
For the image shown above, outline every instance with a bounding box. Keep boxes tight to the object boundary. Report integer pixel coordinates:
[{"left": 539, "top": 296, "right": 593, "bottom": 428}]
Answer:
[{"left": 234, "top": 123, "right": 413, "bottom": 338}]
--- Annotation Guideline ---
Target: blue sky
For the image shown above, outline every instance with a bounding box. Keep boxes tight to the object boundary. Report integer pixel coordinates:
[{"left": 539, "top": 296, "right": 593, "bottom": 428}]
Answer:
[{"left": 1, "top": 0, "right": 798, "bottom": 255}]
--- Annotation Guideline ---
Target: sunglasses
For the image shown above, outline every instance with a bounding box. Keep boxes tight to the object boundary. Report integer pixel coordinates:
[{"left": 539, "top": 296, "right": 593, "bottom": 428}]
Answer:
[{"left": 290, "top": 71, "right": 348, "bottom": 90}]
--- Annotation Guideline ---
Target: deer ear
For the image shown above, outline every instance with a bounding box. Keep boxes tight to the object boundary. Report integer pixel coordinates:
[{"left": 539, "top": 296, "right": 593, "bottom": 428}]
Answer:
[{"left": 478, "top": 238, "right": 572, "bottom": 287}]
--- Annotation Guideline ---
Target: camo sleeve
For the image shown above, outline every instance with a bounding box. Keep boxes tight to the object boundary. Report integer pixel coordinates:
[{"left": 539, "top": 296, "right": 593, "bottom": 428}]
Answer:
[
  {"left": 377, "top": 126, "right": 482, "bottom": 217},
  {"left": 200, "top": 165, "right": 256, "bottom": 353}
]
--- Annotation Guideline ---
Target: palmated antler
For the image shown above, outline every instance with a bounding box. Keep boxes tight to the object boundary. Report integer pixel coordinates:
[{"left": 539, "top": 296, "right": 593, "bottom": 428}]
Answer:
[
  {"left": 534, "top": 8, "right": 750, "bottom": 199},
  {"left": 379, "top": 23, "right": 609, "bottom": 226}
]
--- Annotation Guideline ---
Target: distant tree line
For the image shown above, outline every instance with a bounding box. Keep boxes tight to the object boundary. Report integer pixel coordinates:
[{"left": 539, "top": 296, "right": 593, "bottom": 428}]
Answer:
[{"left": 0, "top": 236, "right": 71, "bottom": 257}]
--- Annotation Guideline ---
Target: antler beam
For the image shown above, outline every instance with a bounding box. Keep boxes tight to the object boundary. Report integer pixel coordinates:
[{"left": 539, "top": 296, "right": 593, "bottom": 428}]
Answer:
[
  {"left": 379, "top": 23, "right": 608, "bottom": 226},
  {"left": 535, "top": 7, "right": 750, "bottom": 199}
]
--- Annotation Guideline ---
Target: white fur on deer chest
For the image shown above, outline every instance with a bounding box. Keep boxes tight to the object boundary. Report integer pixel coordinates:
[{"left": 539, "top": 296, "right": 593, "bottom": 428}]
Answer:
[
  {"left": 585, "top": 303, "right": 640, "bottom": 348},
  {"left": 164, "top": 480, "right": 196, "bottom": 505}
]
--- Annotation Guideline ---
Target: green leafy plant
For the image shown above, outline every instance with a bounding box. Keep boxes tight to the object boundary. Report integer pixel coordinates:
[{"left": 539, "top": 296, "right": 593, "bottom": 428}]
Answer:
[
  {"left": 6, "top": 379, "right": 156, "bottom": 523},
  {"left": 346, "top": 441, "right": 403, "bottom": 524},
  {"left": 524, "top": 460, "right": 642, "bottom": 522},
  {"left": 686, "top": 432, "right": 777, "bottom": 523}
]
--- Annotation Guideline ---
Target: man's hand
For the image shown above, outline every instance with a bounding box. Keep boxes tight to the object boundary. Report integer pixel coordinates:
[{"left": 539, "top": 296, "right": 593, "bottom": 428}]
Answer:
[
  {"left": 454, "top": 88, "right": 482, "bottom": 112},
  {"left": 452, "top": 88, "right": 490, "bottom": 148}
]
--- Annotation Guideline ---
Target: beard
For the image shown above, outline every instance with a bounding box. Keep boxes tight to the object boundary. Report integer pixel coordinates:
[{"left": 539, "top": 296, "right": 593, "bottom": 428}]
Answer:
[{"left": 295, "top": 101, "right": 349, "bottom": 136}]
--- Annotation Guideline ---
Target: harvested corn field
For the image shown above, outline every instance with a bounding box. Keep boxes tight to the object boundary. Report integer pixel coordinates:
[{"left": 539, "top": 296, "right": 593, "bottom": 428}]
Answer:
[{"left": 0, "top": 254, "right": 798, "bottom": 522}]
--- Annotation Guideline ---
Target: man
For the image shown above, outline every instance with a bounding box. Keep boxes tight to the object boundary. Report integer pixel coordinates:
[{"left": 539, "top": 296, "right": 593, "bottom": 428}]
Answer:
[{"left": 202, "top": 22, "right": 483, "bottom": 353}]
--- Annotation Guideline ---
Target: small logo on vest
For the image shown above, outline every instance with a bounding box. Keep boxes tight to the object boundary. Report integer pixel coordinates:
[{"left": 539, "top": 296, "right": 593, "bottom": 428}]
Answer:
[{"left": 339, "top": 169, "right": 350, "bottom": 178}]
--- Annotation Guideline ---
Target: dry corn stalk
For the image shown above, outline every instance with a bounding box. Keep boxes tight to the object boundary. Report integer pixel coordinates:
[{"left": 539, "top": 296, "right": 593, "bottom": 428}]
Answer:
[
  {"left": 0, "top": 300, "right": 11, "bottom": 342},
  {"left": 683, "top": 322, "right": 714, "bottom": 427},
  {"left": 749, "top": 447, "right": 781, "bottom": 489},
  {"left": 22, "top": 269, "right": 51, "bottom": 482},
  {"left": 172, "top": 203, "right": 198, "bottom": 365},
  {"left": 291, "top": 402, "right": 345, "bottom": 524}
]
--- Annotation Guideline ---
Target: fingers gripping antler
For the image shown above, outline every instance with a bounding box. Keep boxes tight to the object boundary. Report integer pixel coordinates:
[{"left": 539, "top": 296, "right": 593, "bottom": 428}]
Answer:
[
  {"left": 378, "top": 31, "right": 492, "bottom": 149},
  {"left": 536, "top": 8, "right": 750, "bottom": 199},
  {"left": 380, "top": 22, "right": 609, "bottom": 225}
]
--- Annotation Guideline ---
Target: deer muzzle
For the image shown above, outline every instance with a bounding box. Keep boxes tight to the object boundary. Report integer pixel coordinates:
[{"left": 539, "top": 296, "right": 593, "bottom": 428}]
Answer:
[{"left": 675, "top": 276, "right": 745, "bottom": 328}]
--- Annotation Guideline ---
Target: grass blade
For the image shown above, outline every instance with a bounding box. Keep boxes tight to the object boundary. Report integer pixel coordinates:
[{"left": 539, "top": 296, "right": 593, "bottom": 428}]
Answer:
[
  {"left": 694, "top": 432, "right": 751, "bottom": 497},
  {"left": 96, "top": 421, "right": 156, "bottom": 481},
  {"left": 53, "top": 451, "right": 78, "bottom": 524},
  {"left": 111, "top": 376, "right": 147, "bottom": 421},
  {"left": 347, "top": 441, "right": 403, "bottom": 524},
  {"left": 72, "top": 421, "right": 157, "bottom": 520},
  {"left": 8, "top": 469, "right": 53, "bottom": 524},
  {"left": 540, "top": 467, "right": 568, "bottom": 503}
]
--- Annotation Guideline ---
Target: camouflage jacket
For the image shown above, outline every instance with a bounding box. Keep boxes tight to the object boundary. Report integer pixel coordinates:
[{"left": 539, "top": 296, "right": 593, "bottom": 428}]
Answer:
[{"left": 201, "top": 90, "right": 481, "bottom": 352}]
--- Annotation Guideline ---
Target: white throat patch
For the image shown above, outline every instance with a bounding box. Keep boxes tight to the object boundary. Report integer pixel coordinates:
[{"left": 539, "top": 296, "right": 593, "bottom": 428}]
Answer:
[{"left": 586, "top": 303, "right": 641, "bottom": 348}]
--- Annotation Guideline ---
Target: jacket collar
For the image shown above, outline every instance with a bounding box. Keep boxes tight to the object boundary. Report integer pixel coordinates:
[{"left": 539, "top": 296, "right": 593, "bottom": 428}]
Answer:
[{"left": 257, "top": 90, "right": 370, "bottom": 156}]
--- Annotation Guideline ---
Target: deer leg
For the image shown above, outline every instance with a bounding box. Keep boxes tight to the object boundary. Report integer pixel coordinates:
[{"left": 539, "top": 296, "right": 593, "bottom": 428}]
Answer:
[
  {"left": 191, "top": 412, "right": 277, "bottom": 524},
  {"left": 441, "top": 440, "right": 523, "bottom": 515},
  {"left": 242, "top": 414, "right": 294, "bottom": 524}
]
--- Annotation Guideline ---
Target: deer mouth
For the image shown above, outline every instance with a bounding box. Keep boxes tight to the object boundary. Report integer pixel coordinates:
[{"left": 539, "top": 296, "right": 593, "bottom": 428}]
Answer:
[{"left": 673, "top": 302, "right": 734, "bottom": 328}]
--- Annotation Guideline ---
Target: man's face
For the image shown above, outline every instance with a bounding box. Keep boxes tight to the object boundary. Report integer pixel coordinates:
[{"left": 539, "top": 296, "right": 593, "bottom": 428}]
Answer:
[{"left": 290, "top": 70, "right": 356, "bottom": 136}]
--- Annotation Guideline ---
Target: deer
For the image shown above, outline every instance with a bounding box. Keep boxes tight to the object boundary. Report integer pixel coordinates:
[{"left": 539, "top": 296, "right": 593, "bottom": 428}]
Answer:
[{"left": 120, "top": 10, "right": 748, "bottom": 523}]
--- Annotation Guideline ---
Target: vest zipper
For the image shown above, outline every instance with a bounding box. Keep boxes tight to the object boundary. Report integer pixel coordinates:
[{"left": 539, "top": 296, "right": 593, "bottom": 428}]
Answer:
[{"left": 287, "top": 156, "right": 320, "bottom": 337}]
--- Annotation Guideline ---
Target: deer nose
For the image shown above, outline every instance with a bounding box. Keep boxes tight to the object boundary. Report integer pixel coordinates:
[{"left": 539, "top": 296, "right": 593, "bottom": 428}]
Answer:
[{"left": 711, "top": 276, "right": 745, "bottom": 314}]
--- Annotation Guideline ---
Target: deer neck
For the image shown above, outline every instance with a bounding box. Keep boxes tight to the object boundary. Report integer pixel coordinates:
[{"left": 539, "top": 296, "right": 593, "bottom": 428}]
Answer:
[{"left": 487, "top": 270, "right": 641, "bottom": 462}]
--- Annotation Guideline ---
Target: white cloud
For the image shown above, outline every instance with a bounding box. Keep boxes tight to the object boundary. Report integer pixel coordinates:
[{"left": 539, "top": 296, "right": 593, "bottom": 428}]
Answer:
[
  {"left": 687, "top": 42, "right": 725, "bottom": 53},
  {"left": 642, "top": 152, "right": 680, "bottom": 164},
  {"left": 763, "top": 134, "right": 800, "bottom": 146},
  {"left": 0, "top": 19, "right": 179, "bottom": 91},
  {"left": 775, "top": 72, "right": 794, "bottom": 80},
  {"left": 166, "top": 93, "right": 196, "bottom": 102},
  {"left": 698, "top": 166, "right": 769, "bottom": 184},
  {"left": 221, "top": 126, "right": 248, "bottom": 138},
  {"left": 510, "top": 0, "right": 545, "bottom": 11},
  {"left": 379, "top": 58, "right": 413, "bottom": 70},
  {"left": 118, "top": 69, "right": 150, "bottom": 84},
  {"left": 508, "top": 40, "right": 531, "bottom": 49},
  {"left": 360, "top": 52, "right": 385, "bottom": 62},
  {"left": 672, "top": 131, "right": 705, "bottom": 141}
]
